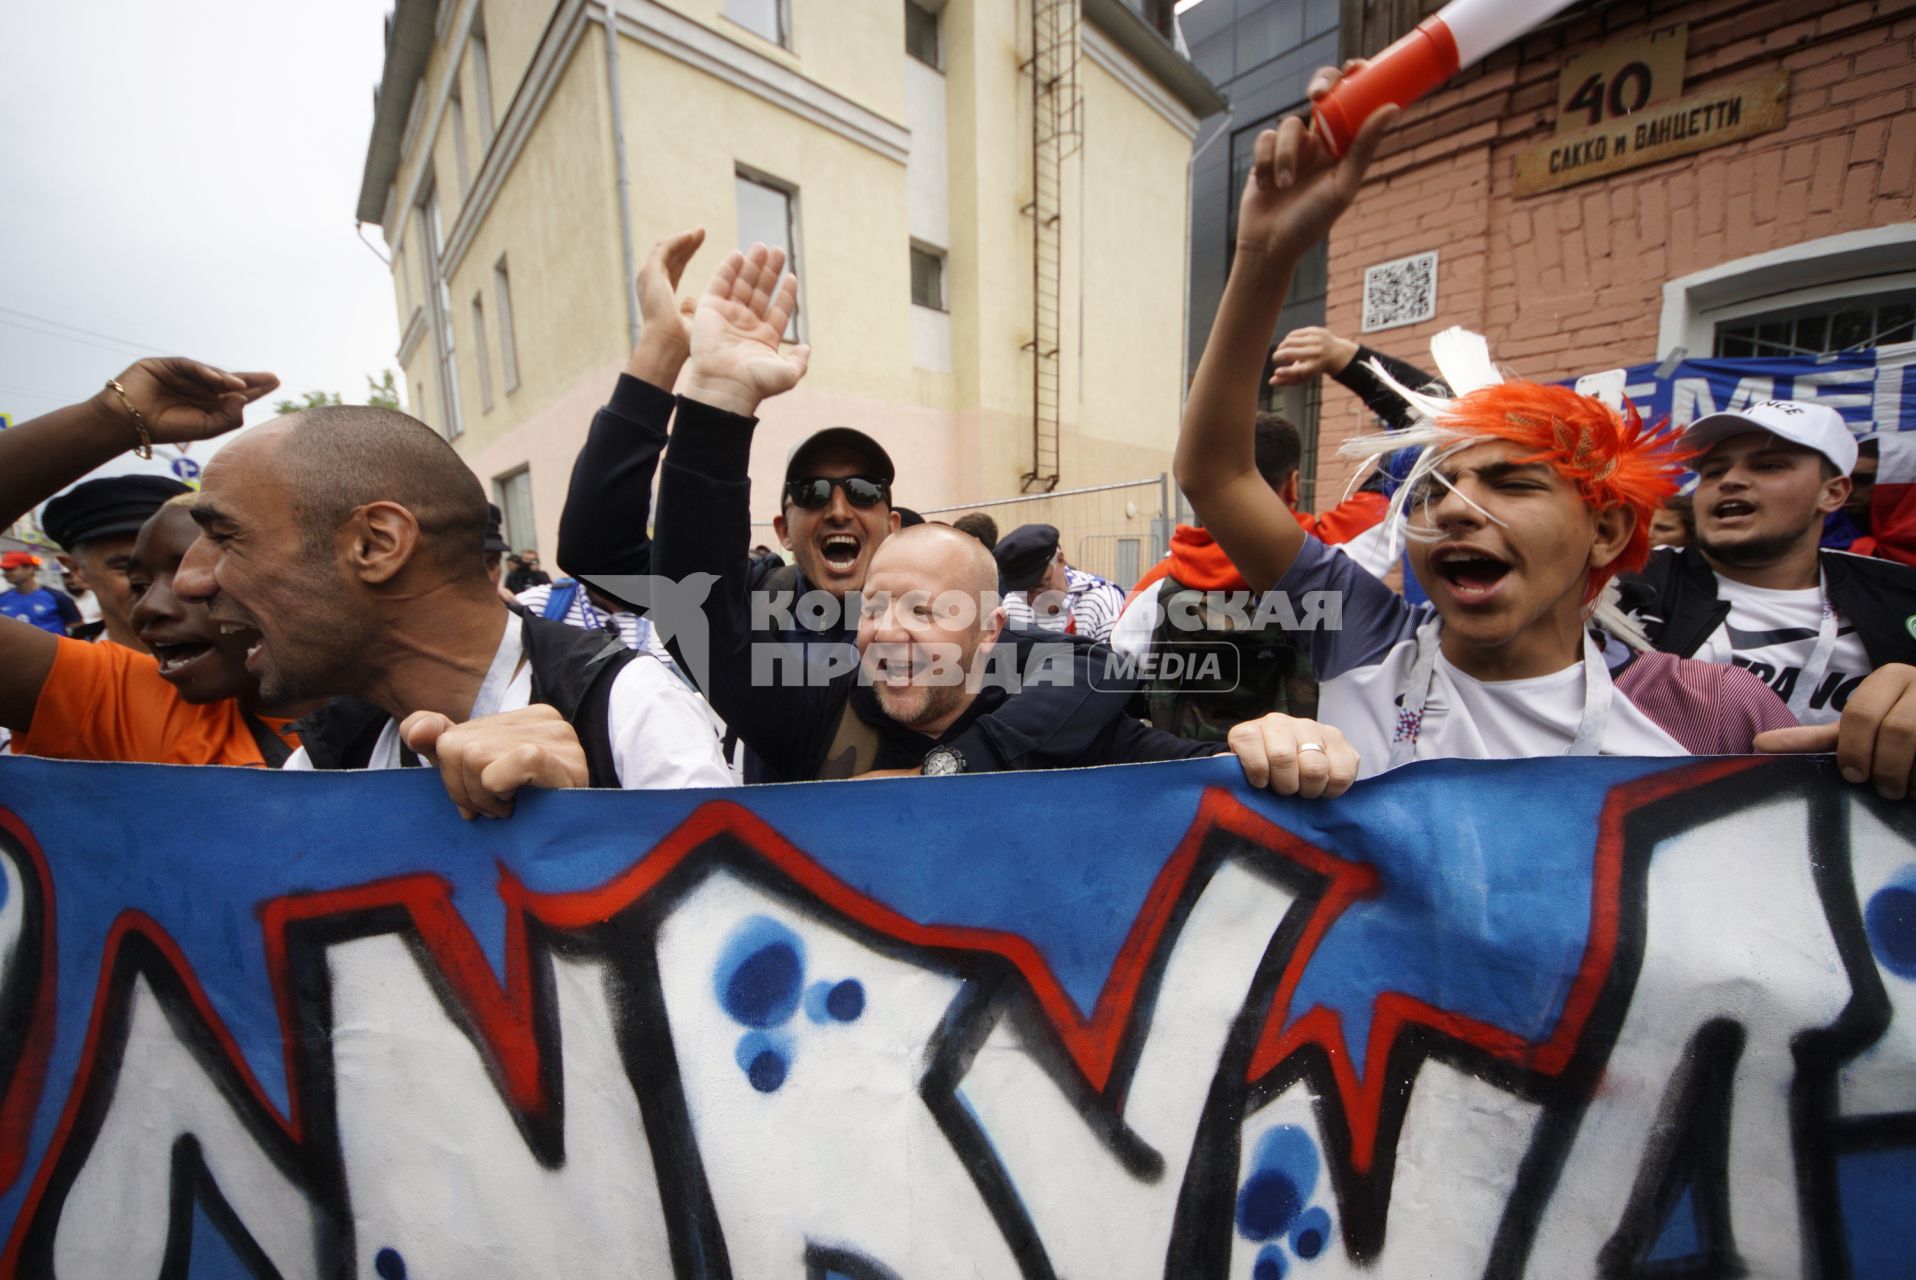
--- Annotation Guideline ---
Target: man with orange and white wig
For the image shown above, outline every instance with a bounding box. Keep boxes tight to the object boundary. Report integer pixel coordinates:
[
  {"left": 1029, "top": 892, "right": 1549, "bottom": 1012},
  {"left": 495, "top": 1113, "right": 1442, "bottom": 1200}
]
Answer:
[{"left": 1175, "top": 64, "right": 1916, "bottom": 797}]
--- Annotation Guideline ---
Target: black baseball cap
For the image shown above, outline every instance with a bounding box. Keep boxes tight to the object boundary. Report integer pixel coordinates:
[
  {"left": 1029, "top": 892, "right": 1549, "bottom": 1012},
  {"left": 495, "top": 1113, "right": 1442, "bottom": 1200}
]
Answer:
[
  {"left": 42, "top": 475, "right": 192, "bottom": 550},
  {"left": 785, "top": 427, "right": 895, "bottom": 486},
  {"left": 993, "top": 523, "right": 1061, "bottom": 592}
]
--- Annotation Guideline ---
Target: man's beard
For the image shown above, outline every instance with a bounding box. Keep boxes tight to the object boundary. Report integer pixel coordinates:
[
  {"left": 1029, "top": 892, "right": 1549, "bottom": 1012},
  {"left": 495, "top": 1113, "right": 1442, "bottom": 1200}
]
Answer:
[
  {"left": 873, "top": 678, "right": 969, "bottom": 734},
  {"left": 1697, "top": 526, "right": 1804, "bottom": 568}
]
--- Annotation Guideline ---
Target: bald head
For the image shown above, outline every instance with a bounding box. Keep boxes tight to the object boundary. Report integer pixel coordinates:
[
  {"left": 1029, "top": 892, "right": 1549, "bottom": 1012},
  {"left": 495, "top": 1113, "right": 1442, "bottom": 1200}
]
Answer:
[
  {"left": 867, "top": 522, "right": 1001, "bottom": 602},
  {"left": 272, "top": 406, "right": 488, "bottom": 570}
]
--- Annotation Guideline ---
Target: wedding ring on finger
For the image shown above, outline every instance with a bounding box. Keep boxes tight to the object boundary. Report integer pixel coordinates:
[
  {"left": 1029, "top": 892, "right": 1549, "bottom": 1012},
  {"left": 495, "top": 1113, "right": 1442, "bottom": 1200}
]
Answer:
[{"left": 1297, "top": 742, "right": 1327, "bottom": 754}]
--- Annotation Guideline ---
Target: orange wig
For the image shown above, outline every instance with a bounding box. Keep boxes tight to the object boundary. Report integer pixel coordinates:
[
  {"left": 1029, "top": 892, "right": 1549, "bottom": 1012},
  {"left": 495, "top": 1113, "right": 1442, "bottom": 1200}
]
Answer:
[{"left": 1436, "top": 382, "right": 1691, "bottom": 602}]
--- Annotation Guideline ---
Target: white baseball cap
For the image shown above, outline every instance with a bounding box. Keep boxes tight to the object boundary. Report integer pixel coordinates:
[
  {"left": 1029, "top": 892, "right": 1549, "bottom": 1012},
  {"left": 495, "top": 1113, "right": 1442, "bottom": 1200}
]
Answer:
[{"left": 1683, "top": 399, "right": 1858, "bottom": 477}]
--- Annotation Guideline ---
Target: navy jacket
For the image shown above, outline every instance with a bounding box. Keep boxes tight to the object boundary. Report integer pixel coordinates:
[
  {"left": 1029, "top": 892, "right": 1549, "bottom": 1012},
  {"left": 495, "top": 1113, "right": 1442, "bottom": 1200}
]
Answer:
[{"left": 648, "top": 395, "right": 1216, "bottom": 781}]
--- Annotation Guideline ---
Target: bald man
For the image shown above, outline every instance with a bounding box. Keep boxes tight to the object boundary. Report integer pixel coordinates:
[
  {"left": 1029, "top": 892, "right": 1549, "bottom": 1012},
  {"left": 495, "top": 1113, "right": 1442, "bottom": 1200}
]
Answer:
[
  {"left": 701, "top": 520, "right": 1216, "bottom": 779},
  {"left": 174, "top": 394, "right": 730, "bottom": 812}
]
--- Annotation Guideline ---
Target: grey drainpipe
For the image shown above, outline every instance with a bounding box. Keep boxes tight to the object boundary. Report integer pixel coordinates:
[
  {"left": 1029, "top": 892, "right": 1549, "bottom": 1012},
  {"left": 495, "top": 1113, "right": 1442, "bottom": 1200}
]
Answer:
[{"left": 602, "top": 0, "right": 641, "bottom": 349}]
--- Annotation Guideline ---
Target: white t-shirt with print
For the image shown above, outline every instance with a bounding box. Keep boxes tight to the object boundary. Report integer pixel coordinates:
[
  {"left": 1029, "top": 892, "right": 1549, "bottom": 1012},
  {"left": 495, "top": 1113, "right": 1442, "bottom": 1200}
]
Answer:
[
  {"left": 1279, "top": 537, "right": 1685, "bottom": 778},
  {"left": 1691, "top": 574, "right": 1871, "bottom": 726},
  {"left": 284, "top": 617, "right": 732, "bottom": 788}
]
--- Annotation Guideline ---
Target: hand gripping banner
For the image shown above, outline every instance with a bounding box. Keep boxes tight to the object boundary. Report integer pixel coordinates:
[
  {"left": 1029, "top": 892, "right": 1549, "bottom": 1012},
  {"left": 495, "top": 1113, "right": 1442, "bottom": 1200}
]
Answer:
[{"left": 0, "top": 753, "right": 1910, "bottom": 1277}]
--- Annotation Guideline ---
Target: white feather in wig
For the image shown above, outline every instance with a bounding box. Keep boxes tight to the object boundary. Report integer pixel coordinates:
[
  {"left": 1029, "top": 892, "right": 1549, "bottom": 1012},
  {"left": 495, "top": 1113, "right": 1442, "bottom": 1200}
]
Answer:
[{"left": 1335, "top": 326, "right": 1664, "bottom": 650}]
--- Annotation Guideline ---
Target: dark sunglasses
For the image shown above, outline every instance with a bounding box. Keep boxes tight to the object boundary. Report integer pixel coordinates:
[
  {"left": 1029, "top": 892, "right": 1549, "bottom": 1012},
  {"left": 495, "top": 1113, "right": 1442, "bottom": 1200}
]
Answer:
[{"left": 783, "top": 475, "right": 890, "bottom": 509}]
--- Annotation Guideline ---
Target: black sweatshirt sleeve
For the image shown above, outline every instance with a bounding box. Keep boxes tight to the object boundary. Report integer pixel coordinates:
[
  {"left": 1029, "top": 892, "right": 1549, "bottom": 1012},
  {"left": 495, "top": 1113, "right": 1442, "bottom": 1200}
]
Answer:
[
  {"left": 554, "top": 373, "right": 675, "bottom": 585},
  {"left": 652, "top": 395, "right": 843, "bottom": 779},
  {"left": 1331, "top": 345, "right": 1440, "bottom": 431},
  {"left": 938, "top": 636, "right": 1173, "bottom": 772}
]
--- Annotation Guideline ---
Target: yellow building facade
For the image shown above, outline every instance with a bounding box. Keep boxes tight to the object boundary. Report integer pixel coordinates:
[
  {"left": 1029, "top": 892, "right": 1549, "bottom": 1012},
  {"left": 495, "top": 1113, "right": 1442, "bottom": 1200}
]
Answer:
[{"left": 358, "top": 0, "right": 1221, "bottom": 557}]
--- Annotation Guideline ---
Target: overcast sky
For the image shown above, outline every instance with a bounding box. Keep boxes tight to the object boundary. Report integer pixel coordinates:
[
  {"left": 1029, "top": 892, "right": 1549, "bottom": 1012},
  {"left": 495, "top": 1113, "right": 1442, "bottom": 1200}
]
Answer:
[{"left": 0, "top": 0, "right": 400, "bottom": 469}]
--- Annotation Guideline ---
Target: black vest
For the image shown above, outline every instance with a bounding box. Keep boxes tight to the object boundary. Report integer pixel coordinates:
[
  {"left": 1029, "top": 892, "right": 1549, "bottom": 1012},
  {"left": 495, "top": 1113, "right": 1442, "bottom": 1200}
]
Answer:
[{"left": 292, "top": 613, "right": 637, "bottom": 787}]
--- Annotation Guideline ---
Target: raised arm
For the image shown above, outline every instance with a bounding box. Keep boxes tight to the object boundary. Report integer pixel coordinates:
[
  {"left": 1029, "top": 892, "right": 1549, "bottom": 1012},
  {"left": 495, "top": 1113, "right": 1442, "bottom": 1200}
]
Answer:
[
  {"left": 650, "top": 244, "right": 821, "bottom": 771},
  {"left": 1175, "top": 67, "right": 1393, "bottom": 592},
  {"left": 556, "top": 228, "right": 706, "bottom": 585},
  {"left": 1271, "top": 325, "right": 1436, "bottom": 431}
]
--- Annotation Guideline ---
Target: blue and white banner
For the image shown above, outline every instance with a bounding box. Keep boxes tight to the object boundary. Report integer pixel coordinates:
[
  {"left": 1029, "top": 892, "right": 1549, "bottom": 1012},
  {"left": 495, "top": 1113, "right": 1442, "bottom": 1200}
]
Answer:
[
  {"left": 0, "top": 754, "right": 1910, "bottom": 1276},
  {"left": 1594, "top": 343, "right": 1916, "bottom": 433}
]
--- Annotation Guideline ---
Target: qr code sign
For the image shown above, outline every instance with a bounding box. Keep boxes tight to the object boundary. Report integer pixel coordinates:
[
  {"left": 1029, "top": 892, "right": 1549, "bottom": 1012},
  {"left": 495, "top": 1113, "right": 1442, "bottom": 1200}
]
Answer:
[{"left": 1361, "top": 251, "right": 1438, "bottom": 333}]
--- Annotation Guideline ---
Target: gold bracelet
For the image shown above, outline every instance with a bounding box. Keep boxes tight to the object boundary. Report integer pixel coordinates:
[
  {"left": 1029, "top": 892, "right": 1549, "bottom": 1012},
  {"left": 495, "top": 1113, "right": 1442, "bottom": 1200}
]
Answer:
[{"left": 104, "top": 378, "right": 153, "bottom": 459}]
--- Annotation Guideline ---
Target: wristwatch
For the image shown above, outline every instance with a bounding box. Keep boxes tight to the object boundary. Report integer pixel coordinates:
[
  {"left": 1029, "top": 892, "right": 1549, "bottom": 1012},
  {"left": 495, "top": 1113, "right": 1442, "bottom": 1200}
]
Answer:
[{"left": 921, "top": 745, "right": 967, "bottom": 776}]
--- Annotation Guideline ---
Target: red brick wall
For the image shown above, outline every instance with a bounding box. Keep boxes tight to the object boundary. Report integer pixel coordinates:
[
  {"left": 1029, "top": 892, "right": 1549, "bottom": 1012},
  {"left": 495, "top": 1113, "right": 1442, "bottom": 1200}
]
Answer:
[{"left": 1315, "top": 0, "right": 1916, "bottom": 501}]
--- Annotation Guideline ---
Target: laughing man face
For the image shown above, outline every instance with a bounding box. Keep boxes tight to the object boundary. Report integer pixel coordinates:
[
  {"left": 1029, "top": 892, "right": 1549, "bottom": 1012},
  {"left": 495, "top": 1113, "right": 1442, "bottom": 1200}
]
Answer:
[{"left": 774, "top": 445, "right": 901, "bottom": 600}]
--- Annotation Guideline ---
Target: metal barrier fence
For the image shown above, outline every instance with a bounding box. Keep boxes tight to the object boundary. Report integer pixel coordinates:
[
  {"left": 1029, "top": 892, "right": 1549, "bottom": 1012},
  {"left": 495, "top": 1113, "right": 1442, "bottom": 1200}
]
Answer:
[{"left": 921, "top": 475, "right": 1171, "bottom": 590}]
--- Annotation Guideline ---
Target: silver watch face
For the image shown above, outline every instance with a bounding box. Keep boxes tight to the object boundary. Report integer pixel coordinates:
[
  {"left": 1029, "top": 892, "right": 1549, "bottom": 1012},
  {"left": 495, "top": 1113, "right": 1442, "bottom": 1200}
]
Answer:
[{"left": 922, "top": 747, "right": 964, "bottom": 776}]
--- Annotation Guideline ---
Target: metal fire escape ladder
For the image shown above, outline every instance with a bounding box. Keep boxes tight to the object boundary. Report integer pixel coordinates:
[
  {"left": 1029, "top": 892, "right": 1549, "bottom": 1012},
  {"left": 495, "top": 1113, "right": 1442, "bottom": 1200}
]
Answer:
[{"left": 1021, "top": 0, "right": 1082, "bottom": 493}]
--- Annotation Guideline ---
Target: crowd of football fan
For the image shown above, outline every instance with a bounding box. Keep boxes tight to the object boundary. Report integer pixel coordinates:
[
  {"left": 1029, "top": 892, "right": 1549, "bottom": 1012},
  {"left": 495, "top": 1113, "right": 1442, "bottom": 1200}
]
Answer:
[{"left": 6, "top": 67, "right": 1915, "bottom": 814}]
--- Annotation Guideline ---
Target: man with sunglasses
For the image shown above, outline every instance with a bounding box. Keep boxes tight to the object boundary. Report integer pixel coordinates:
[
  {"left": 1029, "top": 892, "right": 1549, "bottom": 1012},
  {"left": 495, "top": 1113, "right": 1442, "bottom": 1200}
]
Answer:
[{"left": 648, "top": 243, "right": 1160, "bottom": 782}]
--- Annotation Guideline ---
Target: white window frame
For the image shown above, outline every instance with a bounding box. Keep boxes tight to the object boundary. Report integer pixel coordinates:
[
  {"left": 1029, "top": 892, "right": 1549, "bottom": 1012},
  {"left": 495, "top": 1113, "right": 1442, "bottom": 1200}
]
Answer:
[
  {"left": 905, "top": 0, "right": 942, "bottom": 69},
  {"left": 468, "top": 12, "right": 495, "bottom": 151},
  {"left": 909, "top": 240, "right": 947, "bottom": 312},
  {"left": 1657, "top": 223, "right": 1916, "bottom": 360},
  {"left": 494, "top": 467, "right": 536, "bottom": 556},
  {"left": 735, "top": 167, "right": 805, "bottom": 342},
  {"left": 723, "top": 0, "right": 791, "bottom": 49},
  {"left": 420, "top": 182, "right": 464, "bottom": 440},
  {"left": 493, "top": 254, "right": 520, "bottom": 393},
  {"left": 471, "top": 292, "right": 494, "bottom": 413},
  {"left": 447, "top": 82, "right": 472, "bottom": 196}
]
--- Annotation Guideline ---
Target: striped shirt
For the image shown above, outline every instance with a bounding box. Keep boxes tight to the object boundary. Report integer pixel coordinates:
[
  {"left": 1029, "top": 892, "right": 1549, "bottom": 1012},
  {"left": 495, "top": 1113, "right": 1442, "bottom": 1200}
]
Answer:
[
  {"left": 1002, "top": 566, "right": 1127, "bottom": 643},
  {"left": 515, "top": 581, "right": 675, "bottom": 666}
]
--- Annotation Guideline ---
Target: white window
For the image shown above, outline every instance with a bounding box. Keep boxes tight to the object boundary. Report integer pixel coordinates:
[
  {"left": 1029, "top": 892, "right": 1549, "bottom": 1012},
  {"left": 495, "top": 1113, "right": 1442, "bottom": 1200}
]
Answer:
[
  {"left": 468, "top": 14, "right": 495, "bottom": 150},
  {"left": 725, "top": 0, "right": 787, "bottom": 46},
  {"left": 448, "top": 84, "right": 472, "bottom": 196},
  {"left": 736, "top": 170, "right": 800, "bottom": 339},
  {"left": 493, "top": 255, "right": 520, "bottom": 393},
  {"left": 471, "top": 293, "right": 494, "bottom": 413},
  {"left": 910, "top": 243, "right": 945, "bottom": 310},
  {"left": 905, "top": 0, "right": 940, "bottom": 67},
  {"left": 421, "top": 184, "right": 463, "bottom": 439},
  {"left": 495, "top": 468, "right": 535, "bottom": 555}
]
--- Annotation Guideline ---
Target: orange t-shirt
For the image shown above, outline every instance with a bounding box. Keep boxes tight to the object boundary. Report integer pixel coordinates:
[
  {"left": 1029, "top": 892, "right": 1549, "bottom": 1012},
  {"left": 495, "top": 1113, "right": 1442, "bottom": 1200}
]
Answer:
[{"left": 12, "top": 638, "right": 299, "bottom": 767}]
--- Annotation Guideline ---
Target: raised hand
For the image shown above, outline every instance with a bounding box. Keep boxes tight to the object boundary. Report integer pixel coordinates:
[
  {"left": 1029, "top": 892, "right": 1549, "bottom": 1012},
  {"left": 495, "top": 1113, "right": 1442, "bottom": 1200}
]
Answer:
[
  {"left": 1234, "top": 63, "right": 1396, "bottom": 273},
  {"left": 681, "top": 243, "right": 812, "bottom": 418},
  {"left": 1269, "top": 325, "right": 1360, "bottom": 386},
  {"left": 94, "top": 358, "right": 278, "bottom": 446},
  {"left": 629, "top": 226, "right": 706, "bottom": 386}
]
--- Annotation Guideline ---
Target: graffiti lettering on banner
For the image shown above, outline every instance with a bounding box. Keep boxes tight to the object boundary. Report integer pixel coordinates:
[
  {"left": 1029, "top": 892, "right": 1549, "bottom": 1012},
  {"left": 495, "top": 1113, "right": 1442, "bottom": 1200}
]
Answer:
[{"left": 0, "top": 753, "right": 1911, "bottom": 1276}]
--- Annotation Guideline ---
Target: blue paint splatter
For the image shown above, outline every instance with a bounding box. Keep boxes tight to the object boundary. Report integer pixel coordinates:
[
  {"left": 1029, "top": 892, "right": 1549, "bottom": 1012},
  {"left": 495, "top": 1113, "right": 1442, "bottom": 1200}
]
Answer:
[
  {"left": 1291, "top": 1206, "right": 1331, "bottom": 1259},
  {"left": 1253, "top": 1243, "right": 1287, "bottom": 1279},
  {"left": 1236, "top": 1125, "right": 1320, "bottom": 1241},
  {"left": 805, "top": 980, "right": 834, "bottom": 1024},
  {"left": 826, "top": 978, "right": 865, "bottom": 1022},
  {"left": 374, "top": 1246, "right": 408, "bottom": 1279},
  {"left": 735, "top": 1030, "right": 793, "bottom": 1092},
  {"left": 715, "top": 916, "right": 805, "bottom": 1028},
  {"left": 1865, "top": 873, "right": 1916, "bottom": 979}
]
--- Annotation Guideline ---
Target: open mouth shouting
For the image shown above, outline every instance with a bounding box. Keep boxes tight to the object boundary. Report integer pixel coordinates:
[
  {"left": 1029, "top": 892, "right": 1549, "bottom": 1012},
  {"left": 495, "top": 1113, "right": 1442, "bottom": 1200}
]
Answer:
[
  {"left": 818, "top": 531, "right": 863, "bottom": 576},
  {"left": 147, "top": 638, "right": 220, "bottom": 679},
  {"left": 1428, "top": 544, "right": 1512, "bottom": 605},
  {"left": 1710, "top": 497, "right": 1757, "bottom": 522}
]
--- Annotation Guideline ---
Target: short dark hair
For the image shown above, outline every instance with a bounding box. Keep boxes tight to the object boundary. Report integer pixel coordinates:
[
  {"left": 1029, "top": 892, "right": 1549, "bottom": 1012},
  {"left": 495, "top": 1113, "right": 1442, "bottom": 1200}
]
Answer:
[
  {"left": 951, "top": 511, "right": 999, "bottom": 550},
  {"left": 1253, "top": 412, "right": 1302, "bottom": 495},
  {"left": 280, "top": 406, "right": 489, "bottom": 573}
]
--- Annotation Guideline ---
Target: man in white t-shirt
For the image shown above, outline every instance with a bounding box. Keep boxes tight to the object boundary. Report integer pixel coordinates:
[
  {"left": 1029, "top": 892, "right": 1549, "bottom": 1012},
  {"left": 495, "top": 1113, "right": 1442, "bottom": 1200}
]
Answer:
[
  {"left": 175, "top": 402, "right": 731, "bottom": 816},
  {"left": 1620, "top": 399, "right": 1916, "bottom": 726},
  {"left": 1175, "top": 67, "right": 1800, "bottom": 785}
]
